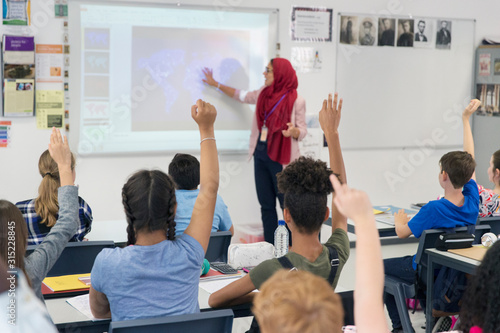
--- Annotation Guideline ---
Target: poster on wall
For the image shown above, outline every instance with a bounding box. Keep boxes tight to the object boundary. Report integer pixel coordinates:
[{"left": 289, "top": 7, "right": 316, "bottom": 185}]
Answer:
[
  {"left": 413, "top": 18, "right": 434, "bottom": 49},
  {"left": 36, "top": 44, "right": 64, "bottom": 83},
  {"left": 36, "top": 90, "right": 65, "bottom": 129},
  {"left": 291, "top": 7, "right": 333, "bottom": 42},
  {"left": 339, "top": 15, "right": 358, "bottom": 45},
  {"left": 479, "top": 53, "right": 491, "bottom": 76},
  {"left": 476, "top": 84, "right": 500, "bottom": 116},
  {"left": 358, "top": 17, "right": 376, "bottom": 46},
  {"left": 3, "top": 0, "right": 31, "bottom": 25},
  {"left": 290, "top": 47, "right": 322, "bottom": 73}
]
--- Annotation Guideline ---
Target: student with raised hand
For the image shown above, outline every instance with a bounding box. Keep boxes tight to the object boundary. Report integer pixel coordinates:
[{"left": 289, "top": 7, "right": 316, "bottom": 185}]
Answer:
[
  {"left": 89, "top": 99, "right": 218, "bottom": 321},
  {"left": 0, "top": 127, "right": 80, "bottom": 301},
  {"left": 251, "top": 173, "right": 388, "bottom": 333},
  {"left": 168, "top": 153, "right": 233, "bottom": 237},
  {"left": 16, "top": 148, "right": 92, "bottom": 245},
  {"left": 208, "top": 93, "right": 349, "bottom": 309},
  {"left": 462, "top": 99, "right": 500, "bottom": 217}
]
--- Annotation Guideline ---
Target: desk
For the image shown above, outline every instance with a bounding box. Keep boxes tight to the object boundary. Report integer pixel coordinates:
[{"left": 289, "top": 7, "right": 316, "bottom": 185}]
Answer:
[
  {"left": 425, "top": 248, "right": 481, "bottom": 333},
  {"left": 47, "top": 285, "right": 352, "bottom": 332}
]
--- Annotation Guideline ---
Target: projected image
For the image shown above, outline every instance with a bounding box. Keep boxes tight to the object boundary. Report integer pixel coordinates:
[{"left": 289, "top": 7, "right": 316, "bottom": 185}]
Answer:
[
  {"left": 84, "top": 28, "right": 110, "bottom": 50},
  {"left": 131, "top": 26, "right": 253, "bottom": 131}
]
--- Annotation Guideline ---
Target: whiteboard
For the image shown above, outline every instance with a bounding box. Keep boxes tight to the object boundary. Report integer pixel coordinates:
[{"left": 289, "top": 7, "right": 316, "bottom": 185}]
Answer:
[{"left": 335, "top": 15, "right": 475, "bottom": 149}]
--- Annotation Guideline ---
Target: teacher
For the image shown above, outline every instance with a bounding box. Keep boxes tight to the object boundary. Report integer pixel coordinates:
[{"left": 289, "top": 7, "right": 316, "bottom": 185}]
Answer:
[{"left": 202, "top": 58, "right": 307, "bottom": 244}]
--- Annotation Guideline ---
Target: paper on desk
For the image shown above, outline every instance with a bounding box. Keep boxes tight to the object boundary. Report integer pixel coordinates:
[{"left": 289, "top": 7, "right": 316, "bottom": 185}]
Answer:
[
  {"left": 199, "top": 276, "right": 243, "bottom": 294},
  {"left": 66, "top": 294, "right": 109, "bottom": 322}
]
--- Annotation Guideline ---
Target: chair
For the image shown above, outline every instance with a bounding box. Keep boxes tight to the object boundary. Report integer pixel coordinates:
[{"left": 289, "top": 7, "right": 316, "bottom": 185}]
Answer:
[
  {"left": 384, "top": 225, "right": 490, "bottom": 333},
  {"left": 108, "top": 309, "right": 234, "bottom": 333},
  {"left": 205, "top": 231, "right": 232, "bottom": 262},
  {"left": 477, "top": 216, "right": 500, "bottom": 235},
  {"left": 26, "top": 241, "right": 115, "bottom": 277}
]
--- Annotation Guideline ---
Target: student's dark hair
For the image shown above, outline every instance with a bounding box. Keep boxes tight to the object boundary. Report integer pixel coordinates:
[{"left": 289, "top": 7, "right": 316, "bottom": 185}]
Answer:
[
  {"left": 168, "top": 154, "right": 200, "bottom": 190},
  {"left": 493, "top": 149, "right": 500, "bottom": 186},
  {"left": 439, "top": 151, "right": 476, "bottom": 189},
  {"left": 459, "top": 240, "right": 500, "bottom": 333},
  {"left": 0, "top": 200, "right": 30, "bottom": 286},
  {"left": 122, "top": 170, "right": 177, "bottom": 245},
  {"left": 277, "top": 157, "right": 333, "bottom": 234}
]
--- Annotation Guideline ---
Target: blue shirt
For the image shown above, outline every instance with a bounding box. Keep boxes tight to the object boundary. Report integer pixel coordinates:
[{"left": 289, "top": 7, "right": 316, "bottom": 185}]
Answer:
[
  {"left": 408, "top": 179, "right": 480, "bottom": 269},
  {"left": 91, "top": 234, "right": 204, "bottom": 321},
  {"left": 174, "top": 189, "right": 233, "bottom": 237}
]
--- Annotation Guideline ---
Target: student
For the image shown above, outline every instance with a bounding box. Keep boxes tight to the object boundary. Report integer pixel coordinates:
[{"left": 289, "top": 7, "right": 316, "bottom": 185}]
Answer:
[
  {"left": 253, "top": 177, "right": 388, "bottom": 333},
  {"left": 16, "top": 148, "right": 92, "bottom": 245},
  {"left": 89, "top": 99, "right": 218, "bottom": 321},
  {"left": 462, "top": 99, "right": 500, "bottom": 217},
  {"left": 208, "top": 93, "right": 349, "bottom": 308},
  {"left": 168, "top": 153, "right": 233, "bottom": 237},
  {"left": 384, "top": 151, "right": 479, "bottom": 332},
  {"left": 456, "top": 240, "right": 500, "bottom": 332},
  {"left": 0, "top": 128, "right": 80, "bottom": 301}
]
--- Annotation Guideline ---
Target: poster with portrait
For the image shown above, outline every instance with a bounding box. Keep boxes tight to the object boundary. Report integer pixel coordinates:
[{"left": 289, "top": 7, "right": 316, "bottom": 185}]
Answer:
[
  {"left": 377, "top": 18, "right": 395, "bottom": 46},
  {"left": 479, "top": 54, "right": 491, "bottom": 76},
  {"left": 358, "top": 17, "right": 376, "bottom": 46},
  {"left": 413, "top": 18, "right": 434, "bottom": 48},
  {"left": 339, "top": 16, "right": 358, "bottom": 45},
  {"left": 396, "top": 19, "right": 414, "bottom": 47},
  {"left": 436, "top": 20, "right": 452, "bottom": 49}
]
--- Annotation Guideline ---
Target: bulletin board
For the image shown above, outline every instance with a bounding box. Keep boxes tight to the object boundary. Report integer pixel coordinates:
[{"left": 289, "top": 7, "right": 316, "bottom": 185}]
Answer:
[{"left": 335, "top": 14, "right": 475, "bottom": 150}]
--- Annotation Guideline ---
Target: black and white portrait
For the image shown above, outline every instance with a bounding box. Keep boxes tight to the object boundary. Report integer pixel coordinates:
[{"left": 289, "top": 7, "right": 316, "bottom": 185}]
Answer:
[
  {"left": 378, "top": 18, "right": 395, "bottom": 46},
  {"left": 436, "top": 20, "right": 452, "bottom": 49},
  {"left": 414, "top": 19, "right": 434, "bottom": 48},
  {"left": 340, "top": 16, "right": 358, "bottom": 45},
  {"left": 397, "top": 19, "right": 414, "bottom": 47},
  {"left": 358, "top": 18, "right": 376, "bottom": 46}
]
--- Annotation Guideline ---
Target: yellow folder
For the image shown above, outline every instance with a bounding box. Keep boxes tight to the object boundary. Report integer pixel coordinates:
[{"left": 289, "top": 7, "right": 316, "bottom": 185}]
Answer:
[{"left": 43, "top": 273, "right": 91, "bottom": 292}]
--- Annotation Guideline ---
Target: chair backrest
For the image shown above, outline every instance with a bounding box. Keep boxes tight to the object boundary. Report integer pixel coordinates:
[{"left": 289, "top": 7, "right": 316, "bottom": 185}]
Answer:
[
  {"left": 415, "top": 224, "right": 490, "bottom": 282},
  {"left": 108, "top": 309, "right": 234, "bottom": 333},
  {"left": 205, "top": 231, "right": 232, "bottom": 262},
  {"left": 25, "top": 241, "right": 115, "bottom": 277},
  {"left": 477, "top": 216, "right": 500, "bottom": 235}
]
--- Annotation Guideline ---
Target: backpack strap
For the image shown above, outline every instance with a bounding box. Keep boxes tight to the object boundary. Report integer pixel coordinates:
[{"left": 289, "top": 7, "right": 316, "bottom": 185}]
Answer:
[
  {"left": 325, "top": 245, "right": 340, "bottom": 285},
  {"left": 277, "top": 246, "right": 340, "bottom": 286},
  {"left": 277, "top": 256, "right": 295, "bottom": 270}
]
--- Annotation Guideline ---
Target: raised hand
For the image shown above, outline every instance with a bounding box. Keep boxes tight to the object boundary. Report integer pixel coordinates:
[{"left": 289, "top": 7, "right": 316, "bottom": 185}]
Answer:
[
  {"left": 281, "top": 122, "right": 297, "bottom": 138},
  {"left": 319, "top": 93, "right": 343, "bottom": 137},
  {"left": 462, "top": 99, "right": 481, "bottom": 119},
  {"left": 48, "top": 127, "right": 72, "bottom": 168},
  {"left": 202, "top": 67, "right": 218, "bottom": 87},
  {"left": 330, "top": 174, "right": 372, "bottom": 222},
  {"left": 191, "top": 99, "right": 217, "bottom": 131}
]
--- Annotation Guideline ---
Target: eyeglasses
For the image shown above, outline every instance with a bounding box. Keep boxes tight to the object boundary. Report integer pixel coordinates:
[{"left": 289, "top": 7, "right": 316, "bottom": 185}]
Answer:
[{"left": 265, "top": 67, "right": 273, "bottom": 73}]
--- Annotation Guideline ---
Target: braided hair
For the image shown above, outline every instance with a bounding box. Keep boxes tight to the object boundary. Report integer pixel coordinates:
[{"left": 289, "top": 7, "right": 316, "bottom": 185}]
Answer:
[
  {"left": 122, "top": 170, "right": 177, "bottom": 245},
  {"left": 459, "top": 240, "right": 500, "bottom": 332}
]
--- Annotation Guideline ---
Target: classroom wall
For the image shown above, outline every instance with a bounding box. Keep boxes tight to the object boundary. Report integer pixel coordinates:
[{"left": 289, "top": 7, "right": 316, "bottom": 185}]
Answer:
[{"left": 1, "top": 0, "right": 499, "bottom": 242}]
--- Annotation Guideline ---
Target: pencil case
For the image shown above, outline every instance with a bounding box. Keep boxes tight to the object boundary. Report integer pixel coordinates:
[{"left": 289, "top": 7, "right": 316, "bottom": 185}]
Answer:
[{"left": 227, "top": 242, "right": 275, "bottom": 269}]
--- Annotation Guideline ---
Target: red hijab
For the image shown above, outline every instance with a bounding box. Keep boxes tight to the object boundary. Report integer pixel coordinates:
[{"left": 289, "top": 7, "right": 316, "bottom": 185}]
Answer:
[{"left": 256, "top": 58, "right": 298, "bottom": 165}]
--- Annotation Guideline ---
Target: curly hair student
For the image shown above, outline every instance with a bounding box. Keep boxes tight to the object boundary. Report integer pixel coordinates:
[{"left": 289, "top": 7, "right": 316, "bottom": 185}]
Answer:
[
  {"left": 458, "top": 240, "right": 500, "bottom": 333},
  {"left": 208, "top": 93, "right": 349, "bottom": 311},
  {"left": 16, "top": 149, "right": 92, "bottom": 245}
]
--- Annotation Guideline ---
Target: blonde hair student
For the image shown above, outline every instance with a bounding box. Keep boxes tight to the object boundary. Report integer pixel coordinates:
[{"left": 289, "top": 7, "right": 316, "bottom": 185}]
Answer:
[
  {"left": 253, "top": 270, "right": 344, "bottom": 333},
  {"left": 16, "top": 148, "right": 92, "bottom": 245}
]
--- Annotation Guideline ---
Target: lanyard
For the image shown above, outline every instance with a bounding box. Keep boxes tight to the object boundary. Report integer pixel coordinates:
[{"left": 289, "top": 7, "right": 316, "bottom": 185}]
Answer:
[{"left": 264, "top": 92, "right": 288, "bottom": 125}]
